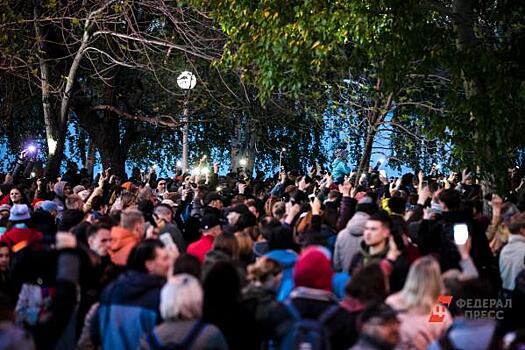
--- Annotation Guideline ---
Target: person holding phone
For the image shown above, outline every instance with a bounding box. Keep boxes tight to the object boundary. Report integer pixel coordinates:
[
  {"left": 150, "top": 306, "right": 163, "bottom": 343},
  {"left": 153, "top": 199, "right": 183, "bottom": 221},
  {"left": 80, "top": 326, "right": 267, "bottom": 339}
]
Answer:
[{"left": 416, "top": 189, "right": 494, "bottom": 278}]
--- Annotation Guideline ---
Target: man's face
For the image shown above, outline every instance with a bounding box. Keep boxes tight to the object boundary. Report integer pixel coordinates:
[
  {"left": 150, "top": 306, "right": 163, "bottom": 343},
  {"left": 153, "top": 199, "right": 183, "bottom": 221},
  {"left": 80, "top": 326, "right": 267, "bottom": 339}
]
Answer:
[
  {"left": 146, "top": 247, "right": 171, "bottom": 277},
  {"left": 88, "top": 228, "right": 111, "bottom": 256},
  {"left": 133, "top": 219, "right": 146, "bottom": 239},
  {"left": 0, "top": 247, "right": 10, "bottom": 271},
  {"left": 0, "top": 210, "right": 9, "bottom": 219},
  {"left": 210, "top": 199, "right": 223, "bottom": 210},
  {"left": 63, "top": 184, "right": 73, "bottom": 196},
  {"left": 363, "top": 220, "right": 390, "bottom": 247},
  {"left": 157, "top": 181, "right": 167, "bottom": 192},
  {"left": 363, "top": 319, "right": 400, "bottom": 348}
]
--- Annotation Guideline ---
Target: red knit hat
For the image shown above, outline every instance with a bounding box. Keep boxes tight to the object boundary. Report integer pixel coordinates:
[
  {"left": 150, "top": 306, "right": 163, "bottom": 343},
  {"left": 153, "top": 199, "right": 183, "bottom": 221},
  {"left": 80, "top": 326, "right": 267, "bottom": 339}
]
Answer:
[{"left": 293, "top": 247, "right": 334, "bottom": 292}]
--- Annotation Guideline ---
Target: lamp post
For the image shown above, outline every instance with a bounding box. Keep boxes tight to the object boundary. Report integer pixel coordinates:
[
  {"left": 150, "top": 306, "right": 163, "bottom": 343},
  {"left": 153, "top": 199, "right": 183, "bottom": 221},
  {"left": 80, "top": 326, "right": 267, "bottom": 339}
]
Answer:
[
  {"left": 279, "top": 147, "right": 286, "bottom": 170},
  {"left": 177, "top": 71, "right": 197, "bottom": 174}
]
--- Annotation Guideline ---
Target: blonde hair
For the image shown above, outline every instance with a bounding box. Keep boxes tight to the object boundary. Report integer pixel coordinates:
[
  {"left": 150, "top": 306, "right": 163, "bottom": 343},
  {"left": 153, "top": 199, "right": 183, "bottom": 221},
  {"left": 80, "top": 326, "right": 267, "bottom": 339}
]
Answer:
[
  {"left": 400, "top": 256, "right": 443, "bottom": 313},
  {"left": 246, "top": 257, "right": 282, "bottom": 285},
  {"left": 65, "top": 195, "right": 84, "bottom": 210},
  {"left": 235, "top": 230, "right": 253, "bottom": 257},
  {"left": 160, "top": 274, "right": 203, "bottom": 321}
]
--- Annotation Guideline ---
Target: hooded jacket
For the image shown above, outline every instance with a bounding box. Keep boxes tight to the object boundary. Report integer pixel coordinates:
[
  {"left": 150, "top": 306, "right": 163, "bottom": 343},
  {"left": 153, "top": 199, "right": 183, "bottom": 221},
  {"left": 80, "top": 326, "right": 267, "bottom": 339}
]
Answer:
[
  {"left": 0, "top": 226, "right": 43, "bottom": 251},
  {"left": 331, "top": 159, "right": 352, "bottom": 184},
  {"left": 53, "top": 181, "right": 68, "bottom": 212},
  {"left": 334, "top": 211, "right": 370, "bottom": 272},
  {"left": 90, "top": 271, "right": 165, "bottom": 350},
  {"left": 265, "top": 249, "right": 298, "bottom": 301},
  {"left": 108, "top": 226, "right": 139, "bottom": 266}
]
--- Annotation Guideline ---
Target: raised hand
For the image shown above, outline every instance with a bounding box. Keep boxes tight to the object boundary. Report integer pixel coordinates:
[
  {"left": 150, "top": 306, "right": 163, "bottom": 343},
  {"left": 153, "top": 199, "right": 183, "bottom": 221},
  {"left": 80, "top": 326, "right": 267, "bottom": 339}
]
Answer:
[{"left": 338, "top": 179, "right": 352, "bottom": 197}]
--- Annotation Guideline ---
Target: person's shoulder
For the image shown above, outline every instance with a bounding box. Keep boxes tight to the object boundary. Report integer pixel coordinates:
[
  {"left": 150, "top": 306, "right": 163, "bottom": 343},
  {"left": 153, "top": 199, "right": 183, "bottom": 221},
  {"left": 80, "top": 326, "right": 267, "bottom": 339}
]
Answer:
[{"left": 385, "top": 292, "right": 405, "bottom": 310}]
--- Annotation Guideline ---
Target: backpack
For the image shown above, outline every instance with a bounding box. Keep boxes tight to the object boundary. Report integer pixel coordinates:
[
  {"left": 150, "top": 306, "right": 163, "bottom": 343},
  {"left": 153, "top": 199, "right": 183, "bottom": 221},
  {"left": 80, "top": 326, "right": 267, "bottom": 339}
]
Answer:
[
  {"left": 280, "top": 301, "right": 339, "bottom": 350},
  {"left": 145, "top": 320, "right": 206, "bottom": 350}
]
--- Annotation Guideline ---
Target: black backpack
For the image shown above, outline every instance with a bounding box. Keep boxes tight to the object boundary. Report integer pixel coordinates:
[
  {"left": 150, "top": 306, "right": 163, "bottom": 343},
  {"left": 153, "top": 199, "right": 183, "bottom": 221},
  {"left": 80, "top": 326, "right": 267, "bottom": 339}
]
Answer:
[
  {"left": 280, "top": 301, "right": 339, "bottom": 350},
  {"left": 145, "top": 320, "right": 206, "bottom": 350}
]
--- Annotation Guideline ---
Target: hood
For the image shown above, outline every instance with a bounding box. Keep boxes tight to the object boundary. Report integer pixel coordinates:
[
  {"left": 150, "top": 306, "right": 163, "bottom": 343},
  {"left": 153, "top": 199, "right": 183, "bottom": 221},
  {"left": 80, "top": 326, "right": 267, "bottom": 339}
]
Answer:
[
  {"left": 54, "top": 181, "right": 68, "bottom": 198},
  {"left": 109, "top": 226, "right": 139, "bottom": 266},
  {"left": 344, "top": 211, "right": 369, "bottom": 237},
  {"left": 293, "top": 247, "right": 333, "bottom": 292},
  {"left": 265, "top": 249, "right": 298, "bottom": 269},
  {"left": 114, "top": 270, "right": 165, "bottom": 303}
]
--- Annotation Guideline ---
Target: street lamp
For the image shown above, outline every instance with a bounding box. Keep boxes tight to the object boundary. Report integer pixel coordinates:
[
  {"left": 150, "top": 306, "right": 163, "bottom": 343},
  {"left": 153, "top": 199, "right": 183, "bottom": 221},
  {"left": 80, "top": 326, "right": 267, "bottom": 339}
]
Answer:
[
  {"left": 279, "top": 147, "right": 286, "bottom": 170},
  {"left": 239, "top": 158, "right": 247, "bottom": 167},
  {"left": 177, "top": 71, "right": 197, "bottom": 174}
]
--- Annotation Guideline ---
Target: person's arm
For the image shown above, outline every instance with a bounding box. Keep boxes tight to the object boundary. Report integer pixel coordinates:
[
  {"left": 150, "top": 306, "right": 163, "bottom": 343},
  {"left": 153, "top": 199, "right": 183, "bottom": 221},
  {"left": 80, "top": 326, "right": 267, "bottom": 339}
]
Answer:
[
  {"left": 83, "top": 174, "right": 106, "bottom": 213},
  {"left": 270, "top": 171, "right": 287, "bottom": 197},
  {"left": 486, "top": 194, "right": 503, "bottom": 241},
  {"left": 457, "top": 237, "right": 479, "bottom": 279},
  {"left": 284, "top": 203, "right": 301, "bottom": 226},
  {"left": 336, "top": 181, "right": 356, "bottom": 231},
  {"left": 47, "top": 233, "right": 81, "bottom": 346},
  {"left": 190, "top": 190, "right": 203, "bottom": 218},
  {"left": 9, "top": 150, "right": 30, "bottom": 184},
  {"left": 310, "top": 198, "right": 322, "bottom": 231}
]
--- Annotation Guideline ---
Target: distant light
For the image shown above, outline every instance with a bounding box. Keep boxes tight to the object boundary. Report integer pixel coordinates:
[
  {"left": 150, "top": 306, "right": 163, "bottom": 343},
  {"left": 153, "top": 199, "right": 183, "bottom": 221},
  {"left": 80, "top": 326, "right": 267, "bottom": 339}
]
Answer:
[
  {"left": 27, "top": 145, "right": 36, "bottom": 153},
  {"left": 30, "top": 172, "right": 36, "bottom": 178},
  {"left": 281, "top": 148, "right": 286, "bottom": 152},
  {"left": 176, "top": 71, "right": 197, "bottom": 90},
  {"left": 239, "top": 159, "right": 247, "bottom": 166},
  {"left": 216, "top": 186, "right": 222, "bottom": 192},
  {"left": 47, "top": 137, "right": 57, "bottom": 155},
  {"left": 176, "top": 160, "right": 182, "bottom": 167}
]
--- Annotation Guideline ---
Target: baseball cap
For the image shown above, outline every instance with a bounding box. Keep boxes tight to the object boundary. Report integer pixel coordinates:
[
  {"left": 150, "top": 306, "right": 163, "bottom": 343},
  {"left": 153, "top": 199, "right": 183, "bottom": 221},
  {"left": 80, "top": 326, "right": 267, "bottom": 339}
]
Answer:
[{"left": 200, "top": 214, "right": 221, "bottom": 231}]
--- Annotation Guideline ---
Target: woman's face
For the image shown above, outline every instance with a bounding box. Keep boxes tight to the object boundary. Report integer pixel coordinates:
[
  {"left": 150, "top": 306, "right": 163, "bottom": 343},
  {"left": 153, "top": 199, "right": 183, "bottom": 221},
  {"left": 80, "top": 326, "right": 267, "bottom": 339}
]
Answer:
[
  {"left": 10, "top": 189, "right": 22, "bottom": 204},
  {"left": 0, "top": 247, "right": 10, "bottom": 272}
]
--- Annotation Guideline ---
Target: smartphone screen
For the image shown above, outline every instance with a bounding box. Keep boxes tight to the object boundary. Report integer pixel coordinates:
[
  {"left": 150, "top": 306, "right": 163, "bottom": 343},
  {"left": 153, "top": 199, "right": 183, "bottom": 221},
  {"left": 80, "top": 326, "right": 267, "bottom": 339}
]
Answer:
[{"left": 453, "top": 224, "right": 469, "bottom": 245}]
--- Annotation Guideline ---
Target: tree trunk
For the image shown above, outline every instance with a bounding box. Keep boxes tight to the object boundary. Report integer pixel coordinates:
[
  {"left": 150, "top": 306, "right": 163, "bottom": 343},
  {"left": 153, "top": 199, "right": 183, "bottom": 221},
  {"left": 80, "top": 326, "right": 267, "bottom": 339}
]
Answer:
[
  {"left": 84, "top": 139, "right": 96, "bottom": 176},
  {"left": 34, "top": 5, "right": 63, "bottom": 179},
  {"left": 356, "top": 127, "right": 377, "bottom": 179},
  {"left": 229, "top": 112, "right": 256, "bottom": 176}
]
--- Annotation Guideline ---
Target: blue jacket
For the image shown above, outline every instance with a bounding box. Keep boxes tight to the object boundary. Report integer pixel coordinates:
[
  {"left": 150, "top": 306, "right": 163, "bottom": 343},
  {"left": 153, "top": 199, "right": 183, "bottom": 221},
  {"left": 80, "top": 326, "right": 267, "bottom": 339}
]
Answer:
[
  {"left": 91, "top": 271, "right": 165, "bottom": 350},
  {"left": 331, "top": 159, "right": 352, "bottom": 184},
  {"left": 265, "top": 250, "right": 298, "bottom": 302}
]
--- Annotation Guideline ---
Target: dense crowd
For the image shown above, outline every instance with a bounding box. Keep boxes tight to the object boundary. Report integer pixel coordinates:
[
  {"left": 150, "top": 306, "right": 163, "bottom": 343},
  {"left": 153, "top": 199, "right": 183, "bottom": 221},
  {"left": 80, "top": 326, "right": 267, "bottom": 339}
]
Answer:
[{"left": 1, "top": 145, "right": 525, "bottom": 350}]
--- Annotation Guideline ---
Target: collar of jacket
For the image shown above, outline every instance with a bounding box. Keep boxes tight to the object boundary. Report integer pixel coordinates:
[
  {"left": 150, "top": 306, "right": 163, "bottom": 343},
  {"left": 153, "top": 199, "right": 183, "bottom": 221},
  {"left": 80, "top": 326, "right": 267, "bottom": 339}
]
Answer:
[
  {"left": 290, "top": 286, "right": 338, "bottom": 303},
  {"left": 359, "top": 240, "right": 389, "bottom": 261},
  {"left": 508, "top": 234, "right": 525, "bottom": 244}
]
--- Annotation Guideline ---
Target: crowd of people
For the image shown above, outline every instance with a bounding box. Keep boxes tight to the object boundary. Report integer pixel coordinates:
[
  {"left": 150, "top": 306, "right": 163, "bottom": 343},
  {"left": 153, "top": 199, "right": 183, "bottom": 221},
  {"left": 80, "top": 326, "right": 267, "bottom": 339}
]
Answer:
[{"left": 1, "top": 145, "right": 525, "bottom": 350}]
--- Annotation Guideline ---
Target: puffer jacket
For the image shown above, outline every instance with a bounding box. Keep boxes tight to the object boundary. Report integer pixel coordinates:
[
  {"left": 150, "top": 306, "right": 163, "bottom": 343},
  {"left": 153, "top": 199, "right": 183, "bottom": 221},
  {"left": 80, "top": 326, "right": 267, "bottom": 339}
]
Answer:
[{"left": 333, "top": 211, "right": 369, "bottom": 272}]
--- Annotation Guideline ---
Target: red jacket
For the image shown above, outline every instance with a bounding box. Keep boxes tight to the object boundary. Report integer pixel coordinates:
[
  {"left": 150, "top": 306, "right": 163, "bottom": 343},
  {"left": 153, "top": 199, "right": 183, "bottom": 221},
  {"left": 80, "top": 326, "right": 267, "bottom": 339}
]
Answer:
[
  {"left": 0, "top": 227, "right": 43, "bottom": 252},
  {"left": 187, "top": 235, "right": 215, "bottom": 264}
]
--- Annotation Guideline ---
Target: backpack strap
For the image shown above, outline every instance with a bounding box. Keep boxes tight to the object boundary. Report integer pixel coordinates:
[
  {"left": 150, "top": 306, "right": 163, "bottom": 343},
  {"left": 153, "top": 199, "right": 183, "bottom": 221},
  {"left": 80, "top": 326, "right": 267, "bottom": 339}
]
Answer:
[
  {"left": 284, "top": 300, "right": 302, "bottom": 321},
  {"left": 179, "top": 320, "right": 206, "bottom": 349},
  {"left": 438, "top": 324, "right": 458, "bottom": 350},
  {"left": 145, "top": 329, "right": 165, "bottom": 350},
  {"left": 318, "top": 305, "right": 340, "bottom": 324}
]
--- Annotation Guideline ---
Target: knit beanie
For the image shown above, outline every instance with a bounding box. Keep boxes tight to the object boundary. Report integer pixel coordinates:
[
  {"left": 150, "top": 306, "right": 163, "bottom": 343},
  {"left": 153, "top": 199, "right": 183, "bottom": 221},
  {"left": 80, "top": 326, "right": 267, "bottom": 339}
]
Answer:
[{"left": 293, "top": 246, "right": 334, "bottom": 291}]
